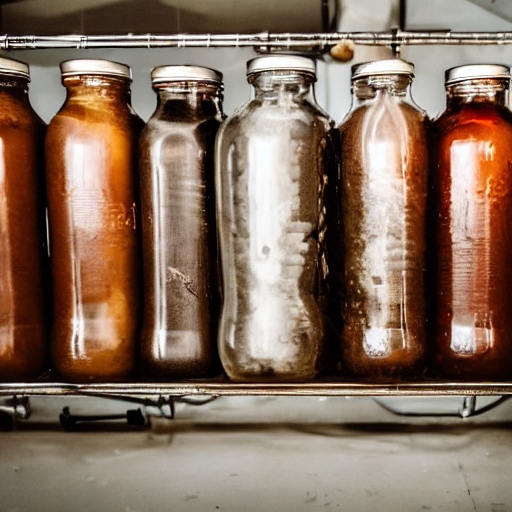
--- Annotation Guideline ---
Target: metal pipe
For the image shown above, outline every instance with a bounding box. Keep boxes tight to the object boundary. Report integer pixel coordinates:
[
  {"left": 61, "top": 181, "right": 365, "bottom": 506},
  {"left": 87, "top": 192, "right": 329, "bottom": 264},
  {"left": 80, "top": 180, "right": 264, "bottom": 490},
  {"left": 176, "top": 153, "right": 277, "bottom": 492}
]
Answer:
[{"left": 2, "top": 30, "right": 512, "bottom": 51}]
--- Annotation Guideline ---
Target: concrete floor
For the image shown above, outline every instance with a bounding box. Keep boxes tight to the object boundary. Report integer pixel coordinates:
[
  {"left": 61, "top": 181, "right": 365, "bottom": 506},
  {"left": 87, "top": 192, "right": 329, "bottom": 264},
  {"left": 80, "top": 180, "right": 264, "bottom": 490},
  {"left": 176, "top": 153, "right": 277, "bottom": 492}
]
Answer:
[{"left": 1, "top": 395, "right": 511, "bottom": 512}]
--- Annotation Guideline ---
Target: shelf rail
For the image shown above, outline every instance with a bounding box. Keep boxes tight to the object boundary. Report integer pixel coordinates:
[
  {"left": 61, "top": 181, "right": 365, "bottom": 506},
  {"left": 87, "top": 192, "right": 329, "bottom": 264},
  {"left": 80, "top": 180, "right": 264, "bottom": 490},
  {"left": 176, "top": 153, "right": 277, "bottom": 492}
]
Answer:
[
  {"left": 2, "top": 30, "right": 512, "bottom": 51},
  {"left": 1, "top": 381, "right": 512, "bottom": 397}
]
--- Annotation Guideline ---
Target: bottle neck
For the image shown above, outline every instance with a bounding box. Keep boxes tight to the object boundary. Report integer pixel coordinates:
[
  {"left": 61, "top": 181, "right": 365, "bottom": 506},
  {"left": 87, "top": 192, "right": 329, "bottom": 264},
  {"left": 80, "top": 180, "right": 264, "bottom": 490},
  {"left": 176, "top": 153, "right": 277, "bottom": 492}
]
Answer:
[
  {"left": 154, "top": 81, "right": 223, "bottom": 117},
  {"left": 249, "top": 70, "right": 316, "bottom": 104},
  {"left": 446, "top": 79, "right": 509, "bottom": 107},
  {"left": 351, "top": 74, "right": 412, "bottom": 104},
  {"left": 62, "top": 74, "right": 133, "bottom": 104}
]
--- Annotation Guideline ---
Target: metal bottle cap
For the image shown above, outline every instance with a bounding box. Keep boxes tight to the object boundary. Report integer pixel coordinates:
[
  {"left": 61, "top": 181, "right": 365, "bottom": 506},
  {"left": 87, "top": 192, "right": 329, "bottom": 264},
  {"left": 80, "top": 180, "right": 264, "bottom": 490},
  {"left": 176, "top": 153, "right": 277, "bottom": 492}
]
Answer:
[
  {"left": 351, "top": 59, "right": 415, "bottom": 80},
  {"left": 0, "top": 56, "right": 30, "bottom": 80},
  {"left": 151, "top": 65, "right": 222, "bottom": 85},
  {"left": 60, "top": 59, "right": 132, "bottom": 80},
  {"left": 246, "top": 55, "right": 316, "bottom": 77},
  {"left": 445, "top": 64, "right": 511, "bottom": 85}
]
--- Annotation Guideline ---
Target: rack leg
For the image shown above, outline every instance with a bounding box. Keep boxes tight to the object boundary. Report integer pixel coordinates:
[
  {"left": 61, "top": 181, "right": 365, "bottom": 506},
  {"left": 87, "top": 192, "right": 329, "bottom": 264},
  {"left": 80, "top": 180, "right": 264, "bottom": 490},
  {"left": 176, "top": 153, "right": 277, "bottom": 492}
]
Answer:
[{"left": 0, "top": 396, "right": 31, "bottom": 431}]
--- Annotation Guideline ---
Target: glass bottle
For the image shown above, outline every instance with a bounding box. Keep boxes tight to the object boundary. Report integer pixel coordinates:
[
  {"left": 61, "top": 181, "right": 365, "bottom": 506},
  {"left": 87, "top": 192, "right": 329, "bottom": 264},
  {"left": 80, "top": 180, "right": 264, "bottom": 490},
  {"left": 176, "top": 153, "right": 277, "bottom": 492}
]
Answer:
[
  {"left": 0, "top": 56, "right": 47, "bottom": 382},
  {"left": 339, "top": 60, "right": 428, "bottom": 381},
  {"left": 430, "top": 64, "right": 512, "bottom": 381},
  {"left": 216, "top": 55, "right": 335, "bottom": 382},
  {"left": 45, "top": 59, "right": 143, "bottom": 382},
  {"left": 139, "top": 66, "right": 223, "bottom": 379}
]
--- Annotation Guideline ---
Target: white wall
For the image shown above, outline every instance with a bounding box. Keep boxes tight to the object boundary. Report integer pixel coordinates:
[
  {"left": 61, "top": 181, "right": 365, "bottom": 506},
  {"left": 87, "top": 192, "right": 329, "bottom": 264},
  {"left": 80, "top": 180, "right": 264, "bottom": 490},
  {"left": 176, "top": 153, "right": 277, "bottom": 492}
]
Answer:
[{"left": 6, "top": 0, "right": 512, "bottom": 125}]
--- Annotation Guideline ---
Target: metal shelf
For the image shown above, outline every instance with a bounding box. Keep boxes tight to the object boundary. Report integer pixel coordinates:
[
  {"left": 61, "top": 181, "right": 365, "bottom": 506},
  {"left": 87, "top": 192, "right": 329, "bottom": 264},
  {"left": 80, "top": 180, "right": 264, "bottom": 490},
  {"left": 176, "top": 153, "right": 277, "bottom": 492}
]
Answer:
[
  {"left": 2, "top": 27, "right": 512, "bottom": 412},
  {"left": 1, "top": 381, "right": 512, "bottom": 397},
  {"left": 2, "top": 30, "right": 512, "bottom": 51}
]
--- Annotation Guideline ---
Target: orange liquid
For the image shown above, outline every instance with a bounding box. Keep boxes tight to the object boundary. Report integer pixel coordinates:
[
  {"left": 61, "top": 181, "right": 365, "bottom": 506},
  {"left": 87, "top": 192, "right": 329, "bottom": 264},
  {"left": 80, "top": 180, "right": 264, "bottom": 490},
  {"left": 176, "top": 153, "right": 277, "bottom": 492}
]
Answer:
[
  {"left": 430, "top": 98, "right": 512, "bottom": 380},
  {"left": 0, "top": 78, "right": 47, "bottom": 381},
  {"left": 46, "top": 75, "right": 143, "bottom": 382}
]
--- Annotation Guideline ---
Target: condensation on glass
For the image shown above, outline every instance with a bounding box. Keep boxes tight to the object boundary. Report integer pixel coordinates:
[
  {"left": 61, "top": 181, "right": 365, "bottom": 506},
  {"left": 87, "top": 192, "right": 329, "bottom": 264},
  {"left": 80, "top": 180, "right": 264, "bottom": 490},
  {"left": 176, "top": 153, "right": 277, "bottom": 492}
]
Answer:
[
  {"left": 139, "top": 65, "right": 223, "bottom": 379},
  {"left": 339, "top": 59, "right": 428, "bottom": 381},
  {"left": 45, "top": 59, "right": 143, "bottom": 382},
  {"left": 0, "top": 56, "right": 47, "bottom": 382},
  {"left": 216, "top": 55, "right": 336, "bottom": 382},
  {"left": 430, "top": 64, "right": 512, "bottom": 381}
]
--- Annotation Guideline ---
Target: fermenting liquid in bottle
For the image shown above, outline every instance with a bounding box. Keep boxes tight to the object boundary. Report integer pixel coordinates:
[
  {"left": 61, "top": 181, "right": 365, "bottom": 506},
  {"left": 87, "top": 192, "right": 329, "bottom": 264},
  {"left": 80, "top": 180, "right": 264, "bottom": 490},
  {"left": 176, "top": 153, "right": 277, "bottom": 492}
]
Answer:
[
  {"left": 216, "top": 55, "right": 336, "bottom": 382},
  {"left": 45, "top": 59, "right": 143, "bottom": 382},
  {"left": 0, "top": 56, "right": 47, "bottom": 382},
  {"left": 430, "top": 64, "right": 512, "bottom": 380},
  {"left": 139, "top": 66, "right": 223, "bottom": 379},
  {"left": 339, "top": 60, "right": 428, "bottom": 380}
]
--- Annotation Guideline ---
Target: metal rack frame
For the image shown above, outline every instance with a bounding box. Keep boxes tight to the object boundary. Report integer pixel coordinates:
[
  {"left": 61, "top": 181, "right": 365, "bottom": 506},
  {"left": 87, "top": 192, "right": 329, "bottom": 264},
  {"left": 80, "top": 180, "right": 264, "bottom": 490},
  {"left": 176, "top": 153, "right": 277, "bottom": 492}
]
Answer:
[
  {"left": 2, "top": 382, "right": 511, "bottom": 424},
  {"left": 2, "top": 28, "right": 512, "bottom": 415},
  {"left": 1, "top": 381, "right": 512, "bottom": 397}
]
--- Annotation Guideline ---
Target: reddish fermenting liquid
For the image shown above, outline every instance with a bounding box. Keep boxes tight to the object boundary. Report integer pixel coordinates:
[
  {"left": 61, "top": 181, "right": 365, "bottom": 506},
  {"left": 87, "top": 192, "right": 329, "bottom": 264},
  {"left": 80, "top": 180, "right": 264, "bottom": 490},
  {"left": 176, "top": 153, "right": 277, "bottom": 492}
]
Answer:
[
  {"left": 340, "top": 91, "right": 428, "bottom": 381},
  {"left": 46, "top": 74, "right": 143, "bottom": 382},
  {"left": 0, "top": 78, "right": 47, "bottom": 382},
  {"left": 430, "top": 95, "right": 512, "bottom": 380}
]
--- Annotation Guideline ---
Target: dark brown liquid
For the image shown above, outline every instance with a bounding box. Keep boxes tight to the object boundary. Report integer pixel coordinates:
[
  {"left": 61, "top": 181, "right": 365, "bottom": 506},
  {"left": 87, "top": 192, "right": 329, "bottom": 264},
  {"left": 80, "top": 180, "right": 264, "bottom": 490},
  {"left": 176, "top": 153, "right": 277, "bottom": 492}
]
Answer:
[
  {"left": 430, "top": 94, "right": 512, "bottom": 380},
  {"left": 0, "top": 77, "right": 48, "bottom": 382},
  {"left": 139, "top": 85, "right": 222, "bottom": 379},
  {"left": 339, "top": 93, "right": 428, "bottom": 380},
  {"left": 45, "top": 74, "right": 143, "bottom": 382}
]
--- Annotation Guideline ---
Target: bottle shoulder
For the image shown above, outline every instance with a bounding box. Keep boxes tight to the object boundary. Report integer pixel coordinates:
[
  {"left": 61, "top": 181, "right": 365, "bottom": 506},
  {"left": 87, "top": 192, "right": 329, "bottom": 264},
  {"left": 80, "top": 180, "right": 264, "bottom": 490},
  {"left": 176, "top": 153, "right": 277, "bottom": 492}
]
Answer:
[
  {"left": 339, "top": 99, "right": 429, "bottom": 147},
  {"left": 151, "top": 96, "right": 223, "bottom": 122},
  {"left": 48, "top": 99, "right": 143, "bottom": 137},
  {"left": 432, "top": 102, "right": 512, "bottom": 138},
  {"left": 219, "top": 98, "right": 332, "bottom": 138},
  {"left": 340, "top": 97, "right": 428, "bottom": 130},
  {"left": 0, "top": 91, "right": 45, "bottom": 130},
  {"left": 141, "top": 115, "right": 221, "bottom": 145}
]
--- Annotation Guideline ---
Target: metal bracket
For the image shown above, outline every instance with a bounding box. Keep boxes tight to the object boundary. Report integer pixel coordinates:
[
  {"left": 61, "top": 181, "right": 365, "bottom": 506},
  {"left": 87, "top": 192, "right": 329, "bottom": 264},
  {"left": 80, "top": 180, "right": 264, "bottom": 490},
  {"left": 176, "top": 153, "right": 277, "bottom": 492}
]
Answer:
[
  {"left": 59, "top": 406, "right": 150, "bottom": 430},
  {"left": 374, "top": 395, "right": 511, "bottom": 419},
  {"left": 0, "top": 396, "right": 31, "bottom": 431},
  {"left": 0, "top": 395, "right": 31, "bottom": 419},
  {"left": 57, "top": 393, "right": 219, "bottom": 430}
]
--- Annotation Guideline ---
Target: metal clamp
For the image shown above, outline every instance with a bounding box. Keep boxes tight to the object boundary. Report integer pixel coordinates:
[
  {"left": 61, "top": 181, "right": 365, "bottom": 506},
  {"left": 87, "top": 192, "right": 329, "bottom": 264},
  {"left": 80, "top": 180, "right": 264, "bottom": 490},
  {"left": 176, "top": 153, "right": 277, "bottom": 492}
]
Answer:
[{"left": 0, "top": 396, "right": 31, "bottom": 431}]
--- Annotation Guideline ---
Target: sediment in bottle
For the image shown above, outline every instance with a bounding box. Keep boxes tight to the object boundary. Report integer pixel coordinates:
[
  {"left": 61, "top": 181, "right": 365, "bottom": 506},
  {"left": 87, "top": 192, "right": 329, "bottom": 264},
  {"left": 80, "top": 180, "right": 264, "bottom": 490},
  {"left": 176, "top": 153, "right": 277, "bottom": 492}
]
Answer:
[{"left": 339, "top": 96, "right": 428, "bottom": 380}]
